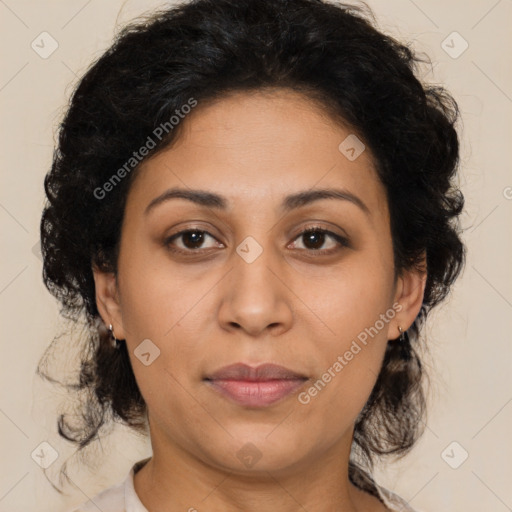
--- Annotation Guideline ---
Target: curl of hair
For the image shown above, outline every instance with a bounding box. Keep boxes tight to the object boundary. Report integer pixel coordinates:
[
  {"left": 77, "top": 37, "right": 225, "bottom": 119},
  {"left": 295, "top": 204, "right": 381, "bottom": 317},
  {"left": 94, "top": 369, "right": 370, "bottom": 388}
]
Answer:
[{"left": 38, "top": 0, "right": 465, "bottom": 493}]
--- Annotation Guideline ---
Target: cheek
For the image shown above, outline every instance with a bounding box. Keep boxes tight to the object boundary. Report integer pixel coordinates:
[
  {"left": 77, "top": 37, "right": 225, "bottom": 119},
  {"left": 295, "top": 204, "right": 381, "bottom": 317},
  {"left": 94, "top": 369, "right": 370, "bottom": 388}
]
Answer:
[
  {"left": 116, "top": 233, "right": 198, "bottom": 338},
  {"left": 299, "top": 251, "right": 394, "bottom": 413},
  {"left": 305, "top": 246, "right": 395, "bottom": 339},
  {"left": 297, "top": 292, "right": 390, "bottom": 438},
  {"left": 116, "top": 242, "right": 218, "bottom": 393}
]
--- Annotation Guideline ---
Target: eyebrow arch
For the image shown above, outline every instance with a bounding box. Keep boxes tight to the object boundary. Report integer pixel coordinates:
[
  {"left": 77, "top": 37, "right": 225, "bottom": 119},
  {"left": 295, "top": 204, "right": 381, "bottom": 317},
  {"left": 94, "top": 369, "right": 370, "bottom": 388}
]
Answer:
[{"left": 144, "top": 186, "right": 370, "bottom": 216}]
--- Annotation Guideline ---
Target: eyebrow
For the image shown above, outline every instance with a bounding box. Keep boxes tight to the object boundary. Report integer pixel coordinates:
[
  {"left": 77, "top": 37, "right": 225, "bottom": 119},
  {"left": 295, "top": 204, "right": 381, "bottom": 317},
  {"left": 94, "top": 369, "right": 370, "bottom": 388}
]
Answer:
[{"left": 144, "top": 186, "right": 370, "bottom": 216}]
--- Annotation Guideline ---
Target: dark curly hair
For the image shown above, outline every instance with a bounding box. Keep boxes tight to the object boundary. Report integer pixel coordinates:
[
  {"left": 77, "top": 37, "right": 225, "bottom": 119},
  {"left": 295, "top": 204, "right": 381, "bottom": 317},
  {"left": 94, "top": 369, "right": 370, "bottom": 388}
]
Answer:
[{"left": 38, "top": 0, "right": 465, "bottom": 498}]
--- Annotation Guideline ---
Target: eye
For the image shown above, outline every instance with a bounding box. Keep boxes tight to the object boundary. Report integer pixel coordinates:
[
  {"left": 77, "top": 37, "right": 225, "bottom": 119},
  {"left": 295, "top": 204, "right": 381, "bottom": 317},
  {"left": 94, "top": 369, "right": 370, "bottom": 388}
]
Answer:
[
  {"left": 164, "top": 226, "right": 349, "bottom": 256},
  {"left": 164, "top": 229, "right": 222, "bottom": 254},
  {"left": 289, "top": 226, "right": 350, "bottom": 254}
]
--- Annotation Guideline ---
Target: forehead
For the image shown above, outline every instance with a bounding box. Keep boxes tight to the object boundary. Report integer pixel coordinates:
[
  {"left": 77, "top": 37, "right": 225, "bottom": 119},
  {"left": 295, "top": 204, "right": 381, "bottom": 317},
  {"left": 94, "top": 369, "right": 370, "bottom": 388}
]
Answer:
[{"left": 127, "top": 89, "right": 387, "bottom": 219}]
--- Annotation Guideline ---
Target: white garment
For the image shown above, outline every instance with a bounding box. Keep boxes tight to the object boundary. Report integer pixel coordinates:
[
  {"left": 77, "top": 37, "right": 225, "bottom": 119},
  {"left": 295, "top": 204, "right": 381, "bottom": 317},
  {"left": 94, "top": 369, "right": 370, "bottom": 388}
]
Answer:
[{"left": 68, "top": 458, "right": 420, "bottom": 512}]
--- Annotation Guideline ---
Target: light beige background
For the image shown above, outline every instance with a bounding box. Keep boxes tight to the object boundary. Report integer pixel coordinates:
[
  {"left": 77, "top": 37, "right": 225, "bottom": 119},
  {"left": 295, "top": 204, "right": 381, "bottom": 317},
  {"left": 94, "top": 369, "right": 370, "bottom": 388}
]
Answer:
[{"left": 1, "top": 0, "right": 511, "bottom": 511}]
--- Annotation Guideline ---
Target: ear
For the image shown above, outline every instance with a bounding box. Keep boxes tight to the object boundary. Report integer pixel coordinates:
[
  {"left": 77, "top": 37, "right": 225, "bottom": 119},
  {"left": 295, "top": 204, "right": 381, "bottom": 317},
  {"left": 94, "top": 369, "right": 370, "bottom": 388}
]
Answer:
[
  {"left": 92, "top": 264, "right": 127, "bottom": 340},
  {"left": 388, "top": 253, "right": 427, "bottom": 340}
]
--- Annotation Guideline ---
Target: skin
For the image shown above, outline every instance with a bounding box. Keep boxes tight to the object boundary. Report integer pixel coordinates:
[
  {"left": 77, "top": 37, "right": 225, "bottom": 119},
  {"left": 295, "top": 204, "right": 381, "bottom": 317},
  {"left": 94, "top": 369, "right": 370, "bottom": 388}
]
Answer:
[{"left": 93, "top": 88, "right": 426, "bottom": 512}]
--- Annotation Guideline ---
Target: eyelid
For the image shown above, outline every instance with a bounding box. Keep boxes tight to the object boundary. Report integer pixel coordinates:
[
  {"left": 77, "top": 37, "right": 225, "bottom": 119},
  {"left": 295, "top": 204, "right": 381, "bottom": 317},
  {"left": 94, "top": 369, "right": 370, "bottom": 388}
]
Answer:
[{"left": 291, "top": 223, "right": 350, "bottom": 243}]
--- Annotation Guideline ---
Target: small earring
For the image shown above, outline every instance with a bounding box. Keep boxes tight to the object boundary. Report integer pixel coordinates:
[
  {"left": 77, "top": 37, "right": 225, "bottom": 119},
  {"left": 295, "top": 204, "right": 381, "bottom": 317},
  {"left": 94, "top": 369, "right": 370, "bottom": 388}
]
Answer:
[
  {"left": 109, "top": 323, "right": 121, "bottom": 349},
  {"left": 398, "top": 325, "right": 406, "bottom": 342}
]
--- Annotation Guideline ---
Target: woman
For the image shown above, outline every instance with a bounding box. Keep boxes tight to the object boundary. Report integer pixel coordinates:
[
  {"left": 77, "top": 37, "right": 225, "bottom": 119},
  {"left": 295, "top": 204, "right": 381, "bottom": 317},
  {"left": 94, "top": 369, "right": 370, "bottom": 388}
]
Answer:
[{"left": 38, "top": 0, "right": 465, "bottom": 510}]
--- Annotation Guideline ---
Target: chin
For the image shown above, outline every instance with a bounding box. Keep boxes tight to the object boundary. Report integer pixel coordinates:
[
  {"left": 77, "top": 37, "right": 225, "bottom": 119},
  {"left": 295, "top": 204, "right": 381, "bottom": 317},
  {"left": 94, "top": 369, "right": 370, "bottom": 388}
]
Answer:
[{"left": 199, "top": 429, "right": 312, "bottom": 475}]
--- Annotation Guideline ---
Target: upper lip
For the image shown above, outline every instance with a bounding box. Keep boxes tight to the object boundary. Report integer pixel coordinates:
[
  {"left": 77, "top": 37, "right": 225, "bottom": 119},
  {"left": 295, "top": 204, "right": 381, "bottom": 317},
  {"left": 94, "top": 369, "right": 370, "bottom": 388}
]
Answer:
[{"left": 204, "top": 363, "right": 307, "bottom": 381}]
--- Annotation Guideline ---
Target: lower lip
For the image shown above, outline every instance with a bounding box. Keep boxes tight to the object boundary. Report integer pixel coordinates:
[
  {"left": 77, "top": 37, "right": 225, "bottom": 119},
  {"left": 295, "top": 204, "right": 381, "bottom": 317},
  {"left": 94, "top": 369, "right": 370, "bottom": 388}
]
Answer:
[{"left": 205, "top": 379, "right": 307, "bottom": 407}]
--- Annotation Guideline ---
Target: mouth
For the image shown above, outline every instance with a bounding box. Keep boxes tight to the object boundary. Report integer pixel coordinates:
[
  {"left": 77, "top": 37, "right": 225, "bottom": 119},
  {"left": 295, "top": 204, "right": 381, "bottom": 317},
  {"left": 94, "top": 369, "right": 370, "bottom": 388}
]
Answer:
[{"left": 203, "top": 363, "right": 309, "bottom": 407}]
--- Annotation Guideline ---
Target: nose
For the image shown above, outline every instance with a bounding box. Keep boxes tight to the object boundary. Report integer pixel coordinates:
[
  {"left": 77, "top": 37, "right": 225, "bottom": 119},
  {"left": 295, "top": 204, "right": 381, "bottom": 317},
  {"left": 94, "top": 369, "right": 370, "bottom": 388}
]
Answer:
[{"left": 217, "top": 240, "right": 294, "bottom": 338}]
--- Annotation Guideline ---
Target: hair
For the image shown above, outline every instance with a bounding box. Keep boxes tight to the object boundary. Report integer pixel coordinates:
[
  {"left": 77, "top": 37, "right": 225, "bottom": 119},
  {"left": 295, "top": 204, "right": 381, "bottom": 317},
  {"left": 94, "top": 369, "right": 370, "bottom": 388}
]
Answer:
[{"left": 38, "top": 0, "right": 465, "bottom": 497}]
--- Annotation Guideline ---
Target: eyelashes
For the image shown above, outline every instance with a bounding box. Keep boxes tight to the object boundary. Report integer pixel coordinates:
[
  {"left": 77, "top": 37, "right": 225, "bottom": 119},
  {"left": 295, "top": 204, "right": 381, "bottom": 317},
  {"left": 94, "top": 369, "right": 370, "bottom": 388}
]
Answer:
[
  {"left": 291, "top": 227, "right": 350, "bottom": 253},
  {"left": 163, "top": 225, "right": 350, "bottom": 257}
]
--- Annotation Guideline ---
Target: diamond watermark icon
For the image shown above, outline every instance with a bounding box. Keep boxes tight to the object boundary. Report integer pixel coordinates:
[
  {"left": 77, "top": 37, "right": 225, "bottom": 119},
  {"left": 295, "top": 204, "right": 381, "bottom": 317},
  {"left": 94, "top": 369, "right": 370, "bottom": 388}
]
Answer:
[
  {"left": 31, "top": 32, "right": 59, "bottom": 59},
  {"left": 32, "top": 239, "right": 42, "bottom": 261},
  {"left": 134, "top": 338, "right": 161, "bottom": 366},
  {"left": 236, "top": 236, "right": 263, "bottom": 264},
  {"left": 236, "top": 442, "right": 262, "bottom": 468},
  {"left": 441, "top": 441, "right": 468, "bottom": 469},
  {"left": 31, "top": 441, "right": 59, "bottom": 469},
  {"left": 441, "top": 31, "right": 469, "bottom": 59},
  {"left": 338, "top": 134, "right": 365, "bottom": 161}
]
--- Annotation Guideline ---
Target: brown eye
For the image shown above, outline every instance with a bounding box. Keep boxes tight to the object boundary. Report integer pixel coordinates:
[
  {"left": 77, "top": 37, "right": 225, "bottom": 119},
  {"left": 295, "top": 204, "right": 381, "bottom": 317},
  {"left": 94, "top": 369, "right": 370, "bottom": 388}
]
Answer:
[
  {"left": 179, "top": 230, "right": 207, "bottom": 249},
  {"left": 164, "top": 229, "right": 222, "bottom": 253},
  {"left": 290, "top": 227, "right": 350, "bottom": 254}
]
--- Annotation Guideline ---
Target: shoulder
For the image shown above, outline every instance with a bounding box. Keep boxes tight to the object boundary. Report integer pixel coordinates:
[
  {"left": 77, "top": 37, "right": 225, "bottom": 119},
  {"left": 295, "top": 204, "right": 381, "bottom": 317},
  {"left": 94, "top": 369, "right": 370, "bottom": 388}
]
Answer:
[
  {"left": 376, "top": 483, "right": 423, "bottom": 512},
  {"left": 66, "top": 480, "right": 125, "bottom": 512},
  {"left": 65, "top": 457, "right": 151, "bottom": 512}
]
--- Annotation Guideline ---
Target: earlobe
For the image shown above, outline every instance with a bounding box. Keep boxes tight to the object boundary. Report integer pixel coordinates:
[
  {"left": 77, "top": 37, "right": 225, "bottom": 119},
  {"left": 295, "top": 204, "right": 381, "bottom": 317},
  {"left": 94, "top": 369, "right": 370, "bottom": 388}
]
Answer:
[{"left": 91, "top": 265, "right": 126, "bottom": 339}]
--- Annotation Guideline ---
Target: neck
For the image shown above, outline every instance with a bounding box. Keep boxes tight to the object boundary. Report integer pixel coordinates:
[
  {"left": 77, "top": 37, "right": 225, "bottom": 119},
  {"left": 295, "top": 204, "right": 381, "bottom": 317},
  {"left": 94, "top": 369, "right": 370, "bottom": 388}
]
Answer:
[{"left": 133, "top": 425, "right": 385, "bottom": 512}]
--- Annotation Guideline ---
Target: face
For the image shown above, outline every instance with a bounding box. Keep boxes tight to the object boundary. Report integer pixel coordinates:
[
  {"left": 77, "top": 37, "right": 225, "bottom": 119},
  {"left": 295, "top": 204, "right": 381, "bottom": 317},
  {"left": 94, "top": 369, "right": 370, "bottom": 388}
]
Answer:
[{"left": 94, "top": 88, "right": 425, "bottom": 477}]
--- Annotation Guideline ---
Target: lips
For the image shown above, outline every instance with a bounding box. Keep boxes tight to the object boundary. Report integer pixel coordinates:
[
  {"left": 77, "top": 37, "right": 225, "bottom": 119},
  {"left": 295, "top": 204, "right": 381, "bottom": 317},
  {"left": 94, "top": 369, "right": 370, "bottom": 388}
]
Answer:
[
  {"left": 205, "top": 363, "right": 308, "bottom": 381},
  {"left": 204, "top": 363, "right": 308, "bottom": 407}
]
